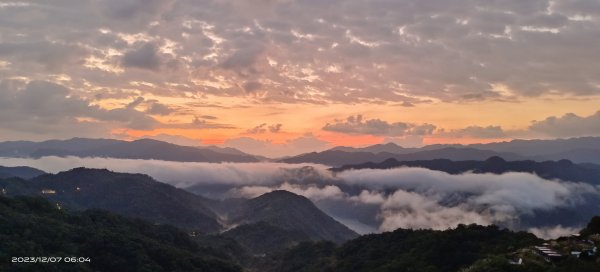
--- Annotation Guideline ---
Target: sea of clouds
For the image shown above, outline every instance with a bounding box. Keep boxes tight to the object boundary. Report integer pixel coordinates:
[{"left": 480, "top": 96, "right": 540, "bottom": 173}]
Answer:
[{"left": 1, "top": 156, "right": 598, "bottom": 239}]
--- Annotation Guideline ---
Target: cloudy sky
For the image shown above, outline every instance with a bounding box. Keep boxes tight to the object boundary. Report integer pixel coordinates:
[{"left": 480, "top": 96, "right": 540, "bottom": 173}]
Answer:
[{"left": 1, "top": 0, "right": 600, "bottom": 156}]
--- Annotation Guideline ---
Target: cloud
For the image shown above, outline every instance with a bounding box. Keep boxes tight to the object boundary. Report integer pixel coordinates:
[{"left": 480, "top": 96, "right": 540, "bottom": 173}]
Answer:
[
  {"left": 0, "top": 79, "right": 158, "bottom": 139},
  {"left": 225, "top": 133, "right": 330, "bottom": 157},
  {"left": 0, "top": 0, "right": 598, "bottom": 107},
  {"left": 529, "top": 111, "right": 600, "bottom": 137},
  {"left": 439, "top": 125, "right": 507, "bottom": 139},
  {"left": 246, "top": 123, "right": 268, "bottom": 134},
  {"left": 245, "top": 123, "right": 283, "bottom": 134},
  {"left": 1, "top": 156, "right": 597, "bottom": 235},
  {"left": 269, "top": 123, "right": 282, "bottom": 133},
  {"left": 0, "top": 40, "right": 88, "bottom": 72},
  {"left": 527, "top": 225, "right": 580, "bottom": 240},
  {"left": 379, "top": 190, "right": 503, "bottom": 231},
  {"left": 121, "top": 42, "right": 162, "bottom": 71},
  {"left": 145, "top": 101, "right": 174, "bottom": 115},
  {"left": 242, "top": 81, "right": 262, "bottom": 92},
  {"left": 323, "top": 115, "right": 436, "bottom": 136},
  {"left": 1, "top": 0, "right": 599, "bottom": 144},
  {"left": 231, "top": 182, "right": 346, "bottom": 201}
]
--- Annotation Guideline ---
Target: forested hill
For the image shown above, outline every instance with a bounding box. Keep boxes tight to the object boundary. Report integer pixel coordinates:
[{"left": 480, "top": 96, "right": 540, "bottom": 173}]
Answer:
[
  {"left": 0, "top": 196, "right": 241, "bottom": 272},
  {"left": 0, "top": 168, "right": 222, "bottom": 233}
]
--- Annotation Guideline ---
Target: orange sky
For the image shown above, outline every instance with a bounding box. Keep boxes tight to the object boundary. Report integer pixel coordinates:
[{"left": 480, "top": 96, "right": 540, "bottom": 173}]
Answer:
[{"left": 2, "top": 0, "right": 600, "bottom": 157}]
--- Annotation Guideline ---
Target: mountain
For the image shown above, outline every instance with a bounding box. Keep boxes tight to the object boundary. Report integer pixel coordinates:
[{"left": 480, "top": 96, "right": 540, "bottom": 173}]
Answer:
[
  {"left": 279, "top": 150, "right": 391, "bottom": 166},
  {"left": 0, "top": 165, "right": 45, "bottom": 179},
  {"left": 0, "top": 168, "right": 222, "bottom": 232},
  {"left": 0, "top": 195, "right": 241, "bottom": 272},
  {"left": 468, "top": 137, "right": 600, "bottom": 156},
  {"left": 282, "top": 137, "right": 600, "bottom": 166},
  {"left": 227, "top": 190, "right": 359, "bottom": 243},
  {"left": 333, "top": 156, "right": 600, "bottom": 185},
  {"left": 331, "top": 142, "right": 419, "bottom": 154},
  {"left": 0, "top": 137, "right": 260, "bottom": 163},
  {"left": 280, "top": 147, "right": 522, "bottom": 167},
  {"left": 223, "top": 222, "right": 311, "bottom": 254},
  {"left": 327, "top": 137, "right": 600, "bottom": 164}
]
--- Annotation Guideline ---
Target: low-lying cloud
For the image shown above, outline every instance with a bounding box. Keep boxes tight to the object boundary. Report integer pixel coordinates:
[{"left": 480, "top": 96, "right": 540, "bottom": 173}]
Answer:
[{"left": 0, "top": 156, "right": 597, "bottom": 238}]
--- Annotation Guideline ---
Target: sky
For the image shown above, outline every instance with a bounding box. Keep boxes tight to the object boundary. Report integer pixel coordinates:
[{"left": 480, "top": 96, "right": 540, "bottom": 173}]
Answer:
[{"left": 1, "top": 0, "right": 600, "bottom": 157}]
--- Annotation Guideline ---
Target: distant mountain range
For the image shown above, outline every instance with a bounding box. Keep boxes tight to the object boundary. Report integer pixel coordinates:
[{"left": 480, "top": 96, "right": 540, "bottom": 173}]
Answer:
[
  {"left": 280, "top": 147, "right": 523, "bottom": 167},
  {"left": 0, "top": 165, "right": 45, "bottom": 179},
  {"left": 0, "top": 137, "right": 260, "bottom": 163},
  {"left": 333, "top": 156, "right": 600, "bottom": 185},
  {"left": 0, "top": 168, "right": 357, "bottom": 247},
  {"left": 2, "top": 136, "right": 600, "bottom": 165},
  {"left": 282, "top": 137, "right": 600, "bottom": 166}
]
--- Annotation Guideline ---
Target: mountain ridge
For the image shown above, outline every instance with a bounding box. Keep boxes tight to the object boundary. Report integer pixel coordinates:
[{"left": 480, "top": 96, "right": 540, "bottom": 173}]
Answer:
[
  {"left": 0, "top": 137, "right": 260, "bottom": 163},
  {"left": 227, "top": 190, "right": 359, "bottom": 244}
]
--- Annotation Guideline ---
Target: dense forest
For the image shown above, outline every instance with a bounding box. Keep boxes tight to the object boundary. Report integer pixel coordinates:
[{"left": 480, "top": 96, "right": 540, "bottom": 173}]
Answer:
[
  {"left": 2, "top": 195, "right": 600, "bottom": 272},
  {"left": 0, "top": 196, "right": 241, "bottom": 272}
]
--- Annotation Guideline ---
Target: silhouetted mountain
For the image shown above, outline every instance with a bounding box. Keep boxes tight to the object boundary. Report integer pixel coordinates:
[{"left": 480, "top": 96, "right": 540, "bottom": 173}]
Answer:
[
  {"left": 318, "top": 137, "right": 600, "bottom": 165},
  {"left": 331, "top": 142, "right": 419, "bottom": 154},
  {"left": 468, "top": 137, "right": 600, "bottom": 156},
  {"left": 333, "top": 156, "right": 600, "bottom": 185},
  {"left": 0, "top": 196, "right": 241, "bottom": 272},
  {"left": 0, "top": 165, "right": 45, "bottom": 179},
  {"left": 0, "top": 168, "right": 222, "bottom": 232},
  {"left": 280, "top": 148, "right": 522, "bottom": 166},
  {"left": 228, "top": 190, "right": 358, "bottom": 243},
  {"left": 0, "top": 137, "right": 260, "bottom": 162}
]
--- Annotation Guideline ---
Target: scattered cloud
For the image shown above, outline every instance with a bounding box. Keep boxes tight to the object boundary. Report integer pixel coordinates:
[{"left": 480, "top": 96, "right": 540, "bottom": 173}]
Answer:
[
  {"left": 245, "top": 123, "right": 283, "bottom": 134},
  {"left": 439, "top": 125, "right": 507, "bottom": 139},
  {"left": 529, "top": 111, "right": 600, "bottom": 138},
  {"left": 145, "top": 100, "right": 174, "bottom": 115},
  {"left": 323, "top": 115, "right": 436, "bottom": 137},
  {"left": 0, "top": 79, "right": 158, "bottom": 139},
  {"left": 121, "top": 42, "right": 163, "bottom": 71},
  {"left": 0, "top": 0, "right": 598, "bottom": 105},
  {"left": 225, "top": 134, "right": 330, "bottom": 157}
]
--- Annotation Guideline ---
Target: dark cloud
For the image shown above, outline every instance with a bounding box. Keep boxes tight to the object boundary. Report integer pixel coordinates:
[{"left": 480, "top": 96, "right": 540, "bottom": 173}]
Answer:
[
  {"left": 0, "top": 80, "right": 158, "bottom": 138},
  {"left": 269, "top": 123, "right": 282, "bottom": 133},
  {"left": 323, "top": 115, "right": 436, "bottom": 136},
  {"left": 145, "top": 101, "right": 174, "bottom": 115},
  {"left": 0, "top": 0, "right": 598, "bottom": 104},
  {"left": 246, "top": 123, "right": 268, "bottom": 134},
  {"left": 245, "top": 123, "right": 282, "bottom": 134},
  {"left": 441, "top": 125, "right": 506, "bottom": 139},
  {"left": 121, "top": 42, "right": 162, "bottom": 71},
  {"left": 529, "top": 111, "right": 600, "bottom": 138},
  {"left": 0, "top": 41, "right": 88, "bottom": 71},
  {"left": 200, "top": 115, "right": 217, "bottom": 120},
  {"left": 242, "top": 81, "right": 262, "bottom": 92}
]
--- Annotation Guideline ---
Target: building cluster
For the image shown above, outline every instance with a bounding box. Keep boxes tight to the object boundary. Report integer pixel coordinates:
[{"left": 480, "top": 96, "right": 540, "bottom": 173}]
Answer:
[{"left": 534, "top": 244, "right": 563, "bottom": 262}]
